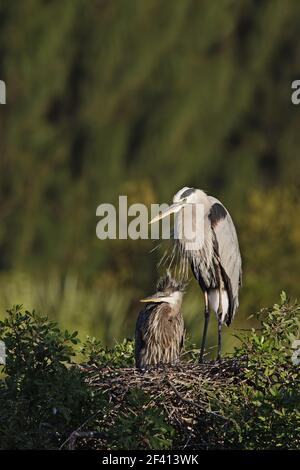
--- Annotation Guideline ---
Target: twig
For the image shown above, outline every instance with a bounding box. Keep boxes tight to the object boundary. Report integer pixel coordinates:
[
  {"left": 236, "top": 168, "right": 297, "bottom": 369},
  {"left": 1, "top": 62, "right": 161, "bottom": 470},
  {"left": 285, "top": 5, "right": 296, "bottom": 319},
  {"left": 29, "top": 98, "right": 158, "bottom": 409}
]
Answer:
[{"left": 59, "top": 409, "right": 103, "bottom": 450}]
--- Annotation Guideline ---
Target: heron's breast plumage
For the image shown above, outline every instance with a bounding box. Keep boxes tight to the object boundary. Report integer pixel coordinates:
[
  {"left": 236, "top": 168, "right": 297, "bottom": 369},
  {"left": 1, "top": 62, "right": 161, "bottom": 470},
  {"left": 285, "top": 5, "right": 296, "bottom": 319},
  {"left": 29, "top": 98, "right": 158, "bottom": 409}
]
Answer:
[{"left": 176, "top": 217, "right": 218, "bottom": 289}]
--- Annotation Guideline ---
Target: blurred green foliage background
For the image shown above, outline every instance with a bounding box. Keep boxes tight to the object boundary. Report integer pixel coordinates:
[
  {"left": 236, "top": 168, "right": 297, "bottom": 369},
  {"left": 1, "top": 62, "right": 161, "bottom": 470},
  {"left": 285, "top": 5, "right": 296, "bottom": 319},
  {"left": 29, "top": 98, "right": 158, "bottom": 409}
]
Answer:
[{"left": 0, "top": 0, "right": 300, "bottom": 354}]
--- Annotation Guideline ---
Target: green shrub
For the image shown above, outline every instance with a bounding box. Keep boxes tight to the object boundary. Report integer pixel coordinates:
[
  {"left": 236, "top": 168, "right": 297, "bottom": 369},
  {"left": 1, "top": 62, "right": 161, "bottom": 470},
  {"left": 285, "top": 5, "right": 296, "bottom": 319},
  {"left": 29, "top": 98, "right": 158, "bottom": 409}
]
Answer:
[
  {"left": 222, "top": 292, "right": 300, "bottom": 449},
  {"left": 0, "top": 295, "right": 299, "bottom": 449},
  {"left": 110, "top": 389, "right": 174, "bottom": 450},
  {"left": 0, "top": 305, "right": 105, "bottom": 449},
  {"left": 81, "top": 336, "right": 134, "bottom": 367}
]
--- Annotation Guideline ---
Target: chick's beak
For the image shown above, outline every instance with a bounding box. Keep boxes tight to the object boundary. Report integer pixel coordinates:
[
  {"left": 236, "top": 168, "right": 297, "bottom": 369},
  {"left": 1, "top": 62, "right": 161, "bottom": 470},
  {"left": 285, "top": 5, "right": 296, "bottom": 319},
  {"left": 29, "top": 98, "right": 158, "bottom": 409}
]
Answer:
[{"left": 140, "top": 292, "right": 169, "bottom": 303}]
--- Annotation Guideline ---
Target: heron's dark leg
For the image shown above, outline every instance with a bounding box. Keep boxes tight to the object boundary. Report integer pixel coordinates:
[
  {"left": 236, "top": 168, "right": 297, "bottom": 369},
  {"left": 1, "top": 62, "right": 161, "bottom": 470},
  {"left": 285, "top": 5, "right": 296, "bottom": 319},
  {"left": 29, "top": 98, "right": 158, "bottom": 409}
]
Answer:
[
  {"left": 216, "top": 281, "right": 223, "bottom": 362},
  {"left": 217, "top": 315, "right": 222, "bottom": 362},
  {"left": 199, "top": 291, "right": 209, "bottom": 363}
]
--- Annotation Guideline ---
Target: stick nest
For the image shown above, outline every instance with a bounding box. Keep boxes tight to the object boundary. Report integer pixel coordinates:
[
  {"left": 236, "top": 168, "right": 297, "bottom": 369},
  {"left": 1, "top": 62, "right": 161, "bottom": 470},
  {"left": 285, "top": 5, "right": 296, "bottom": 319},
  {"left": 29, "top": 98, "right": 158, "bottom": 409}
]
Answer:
[{"left": 69, "top": 358, "right": 245, "bottom": 450}]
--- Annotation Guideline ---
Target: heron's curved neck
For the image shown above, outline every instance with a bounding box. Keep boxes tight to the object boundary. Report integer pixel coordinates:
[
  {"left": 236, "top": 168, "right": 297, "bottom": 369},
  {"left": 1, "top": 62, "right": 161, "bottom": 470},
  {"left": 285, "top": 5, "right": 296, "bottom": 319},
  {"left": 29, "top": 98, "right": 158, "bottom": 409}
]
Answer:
[
  {"left": 174, "top": 206, "right": 212, "bottom": 252},
  {"left": 158, "top": 294, "right": 182, "bottom": 317}
]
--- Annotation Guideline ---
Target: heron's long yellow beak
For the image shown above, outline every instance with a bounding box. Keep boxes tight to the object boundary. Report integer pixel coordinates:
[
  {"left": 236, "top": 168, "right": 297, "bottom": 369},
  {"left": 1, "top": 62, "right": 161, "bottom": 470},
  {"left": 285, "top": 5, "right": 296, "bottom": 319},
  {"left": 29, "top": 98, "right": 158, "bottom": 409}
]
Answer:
[{"left": 149, "top": 202, "right": 183, "bottom": 224}]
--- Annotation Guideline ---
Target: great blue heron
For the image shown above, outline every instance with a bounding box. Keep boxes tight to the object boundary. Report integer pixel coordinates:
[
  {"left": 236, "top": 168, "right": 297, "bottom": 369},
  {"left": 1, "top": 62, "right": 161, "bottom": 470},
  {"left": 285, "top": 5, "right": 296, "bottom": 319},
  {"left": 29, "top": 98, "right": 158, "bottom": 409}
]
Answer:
[
  {"left": 150, "top": 187, "right": 242, "bottom": 362},
  {"left": 135, "top": 274, "right": 185, "bottom": 369}
]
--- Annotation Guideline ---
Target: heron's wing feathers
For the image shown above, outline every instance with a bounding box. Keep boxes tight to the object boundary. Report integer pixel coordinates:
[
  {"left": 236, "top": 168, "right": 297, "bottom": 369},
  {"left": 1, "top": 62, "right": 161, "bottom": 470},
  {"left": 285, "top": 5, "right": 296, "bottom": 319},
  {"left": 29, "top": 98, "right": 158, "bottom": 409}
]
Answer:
[
  {"left": 208, "top": 197, "right": 242, "bottom": 324},
  {"left": 179, "top": 314, "right": 185, "bottom": 352},
  {"left": 135, "top": 303, "right": 185, "bottom": 367},
  {"left": 134, "top": 307, "right": 148, "bottom": 367}
]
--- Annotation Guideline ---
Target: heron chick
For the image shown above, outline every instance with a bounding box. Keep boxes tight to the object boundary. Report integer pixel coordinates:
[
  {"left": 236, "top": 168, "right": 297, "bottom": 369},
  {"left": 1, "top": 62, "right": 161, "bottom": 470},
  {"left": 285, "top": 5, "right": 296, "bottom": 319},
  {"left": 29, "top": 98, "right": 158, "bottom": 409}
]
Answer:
[{"left": 135, "top": 274, "right": 185, "bottom": 369}]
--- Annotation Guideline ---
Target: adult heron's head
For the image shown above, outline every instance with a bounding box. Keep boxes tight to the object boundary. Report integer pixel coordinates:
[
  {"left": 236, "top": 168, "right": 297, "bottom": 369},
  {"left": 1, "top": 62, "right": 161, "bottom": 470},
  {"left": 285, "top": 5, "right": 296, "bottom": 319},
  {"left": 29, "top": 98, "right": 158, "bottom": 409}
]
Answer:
[{"left": 149, "top": 187, "right": 208, "bottom": 224}]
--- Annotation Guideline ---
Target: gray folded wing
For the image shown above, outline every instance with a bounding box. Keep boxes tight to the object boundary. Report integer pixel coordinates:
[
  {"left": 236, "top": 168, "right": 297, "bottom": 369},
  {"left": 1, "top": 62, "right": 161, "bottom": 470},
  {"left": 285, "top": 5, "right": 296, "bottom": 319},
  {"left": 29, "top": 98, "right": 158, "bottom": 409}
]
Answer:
[{"left": 208, "top": 196, "right": 242, "bottom": 324}]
